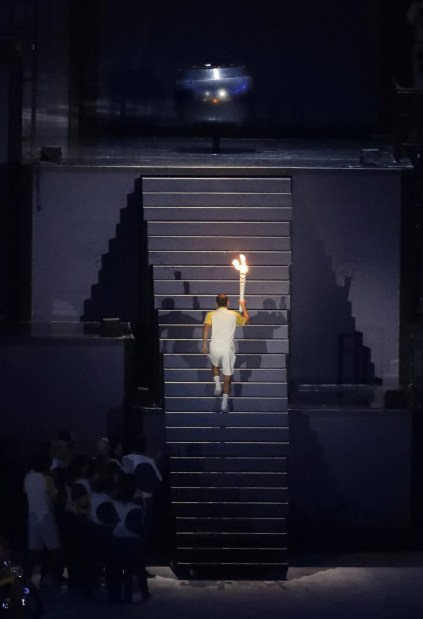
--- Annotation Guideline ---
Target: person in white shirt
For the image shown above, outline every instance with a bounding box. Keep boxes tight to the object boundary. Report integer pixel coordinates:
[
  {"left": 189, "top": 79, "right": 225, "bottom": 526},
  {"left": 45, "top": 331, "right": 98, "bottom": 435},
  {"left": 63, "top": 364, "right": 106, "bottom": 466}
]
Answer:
[
  {"left": 24, "top": 452, "right": 61, "bottom": 587},
  {"left": 122, "top": 436, "right": 162, "bottom": 504},
  {"left": 202, "top": 293, "right": 249, "bottom": 412}
]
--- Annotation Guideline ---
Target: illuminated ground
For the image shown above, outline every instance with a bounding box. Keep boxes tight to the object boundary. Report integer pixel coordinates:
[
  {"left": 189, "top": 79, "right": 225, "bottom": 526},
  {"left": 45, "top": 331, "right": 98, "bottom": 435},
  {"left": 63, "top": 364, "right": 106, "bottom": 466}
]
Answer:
[{"left": 38, "top": 552, "right": 423, "bottom": 619}]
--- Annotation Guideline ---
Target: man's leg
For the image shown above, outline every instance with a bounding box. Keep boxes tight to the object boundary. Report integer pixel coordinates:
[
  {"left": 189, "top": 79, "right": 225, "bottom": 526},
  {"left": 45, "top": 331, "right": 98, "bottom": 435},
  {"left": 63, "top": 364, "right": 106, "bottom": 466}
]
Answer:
[
  {"left": 221, "top": 375, "right": 232, "bottom": 412},
  {"left": 220, "top": 349, "right": 235, "bottom": 412},
  {"left": 223, "top": 375, "right": 231, "bottom": 395},
  {"left": 212, "top": 365, "right": 221, "bottom": 395}
]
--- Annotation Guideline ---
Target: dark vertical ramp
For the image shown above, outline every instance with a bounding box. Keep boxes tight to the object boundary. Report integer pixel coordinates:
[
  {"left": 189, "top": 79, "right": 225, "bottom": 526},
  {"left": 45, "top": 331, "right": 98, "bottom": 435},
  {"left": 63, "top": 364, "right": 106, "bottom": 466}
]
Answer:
[{"left": 143, "top": 176, "right": 291, "bottom": 578}]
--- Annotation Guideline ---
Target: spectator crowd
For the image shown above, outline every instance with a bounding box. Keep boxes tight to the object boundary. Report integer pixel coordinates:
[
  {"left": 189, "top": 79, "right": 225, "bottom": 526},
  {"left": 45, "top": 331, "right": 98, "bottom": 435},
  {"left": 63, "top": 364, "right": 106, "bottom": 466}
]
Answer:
[{"left": 0, "top": 430, "right": 163, "bottom": 608}]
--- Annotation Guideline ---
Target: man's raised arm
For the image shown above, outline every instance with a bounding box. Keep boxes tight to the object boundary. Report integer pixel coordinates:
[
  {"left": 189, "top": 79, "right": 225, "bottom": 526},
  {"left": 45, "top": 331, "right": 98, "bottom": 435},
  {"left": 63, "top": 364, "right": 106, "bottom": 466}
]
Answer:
[{"left": 239, "top": 299, "right": 250, "bottom": 324}]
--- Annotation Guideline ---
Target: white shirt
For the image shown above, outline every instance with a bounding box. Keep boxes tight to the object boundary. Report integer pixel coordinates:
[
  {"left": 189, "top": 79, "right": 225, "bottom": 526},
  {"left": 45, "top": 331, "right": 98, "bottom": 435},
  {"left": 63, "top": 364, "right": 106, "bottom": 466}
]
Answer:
[
  {"left": 204, "top": 307, "right": 246, "bottom": 350},
  {"left": 122, "top": 454, "right": 162, "bottom": 480},
  {"left": 113, "top": 501, "right": 143, "bottom": 539},
  {"left": 122, "top": 453, "right": 162, "bottom": 499},
  {"left": 24, "top": 471, "right": 57, "bottom": 521}
]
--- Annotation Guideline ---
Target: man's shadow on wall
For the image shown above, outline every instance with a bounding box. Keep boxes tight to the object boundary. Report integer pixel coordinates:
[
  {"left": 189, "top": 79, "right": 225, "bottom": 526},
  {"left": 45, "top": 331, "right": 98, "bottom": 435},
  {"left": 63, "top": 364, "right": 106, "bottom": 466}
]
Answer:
[
  {"left": 159, "top": 297, "right": 203, "bottom": 376},
  {"left": 160, "top": 278, "right": 209, "bottom": 383},
  {"left": 81, "top": 177, "right": 160, "bottom": 402},
  {"left": 234, "top": 297, "right": 288, "bottom": 398},
  {"left": 291, "top": 206, "right": 381, "bottom": 387}
]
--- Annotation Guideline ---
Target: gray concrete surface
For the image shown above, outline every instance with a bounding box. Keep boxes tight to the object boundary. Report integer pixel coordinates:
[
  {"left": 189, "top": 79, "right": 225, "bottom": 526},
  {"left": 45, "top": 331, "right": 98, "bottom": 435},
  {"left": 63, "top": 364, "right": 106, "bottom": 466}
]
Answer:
[{"left": 39, "top": 553, "right": 423, "bottom": 619}]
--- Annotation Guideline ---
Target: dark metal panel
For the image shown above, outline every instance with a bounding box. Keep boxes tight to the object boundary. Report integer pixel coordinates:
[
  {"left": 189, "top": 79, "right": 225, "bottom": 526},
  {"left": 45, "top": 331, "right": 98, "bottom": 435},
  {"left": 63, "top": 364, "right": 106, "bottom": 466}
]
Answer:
[
  {"left": 149, "top": 251, "right": 292, "bottom": 266},
  {"left": 159, "top": 324, "right": 288, "bottom": 339},
  {"left": 167, "top": 443, "right": 289, "bottom": 458},
  {"left": 166, "top": 427, "right": 289, "bottom": 443},
  {"left": 148, "top": 236, "right": 291, "bottom": 251},
  {"left": 166, "top": 412, "right": 288, "bottom": 427},
  {"left": 171, "top": 472, "right": 287, "bottom": 487},
  {"left": 170, "top": 457, "right": 288, "bottom": 473},
  {"left": 148, "top": 221, "right": 291, "bottom": 237},
  {"left": 164, "top": 382, "right": 287, "bottom": 398},
  {"left": 172, "top": 502, "right": 289, "bottom": 518},
  {"left": 164, "top": 368, "right": 287, "bottom": 383},
  {"left": 158, "top": 309, "right": 289, "bottom": 324},
  {"left": 176, "top": 533, "right": 287, "bottom": 548},
  {"left": 142, "top": 177, "right": 292, "bottom": 194},
  {"left": 154, "top": 279, "right": 290, "bottom": 300},
  {"left": 176, "top": 517, "right": 287, "bottom": 533},
  {"left": 144, "top": 207, "right": 293, "bottom": 221},
  {"left": 164, "top": 368, "right": 287, "bottom": 382},
  {"left": 160, "top": 339, "right": 289, "bottom": 353},
  {"left": 143, "top": 192, "right": 292, "bottom": 208},
  {"left": 175, "top": 549, "right": 288, "bottom": 564},
  {"left": 154, "top": 265, "right": 290, "bottom": 281},
  {"left": 156, "top": 295, "right": 290, "bottom": 310},
  {"left": 172, "top": 487, "right": 287, "bottom": 502},
  {"left": 163, "top": 353, "right": 287, "bottom": 369},
  {"left": 155, "top": 280, "right": 289, "bottom": 295},
  {"left": 165, "top": 396, "right": 288, "bottom": 412}
]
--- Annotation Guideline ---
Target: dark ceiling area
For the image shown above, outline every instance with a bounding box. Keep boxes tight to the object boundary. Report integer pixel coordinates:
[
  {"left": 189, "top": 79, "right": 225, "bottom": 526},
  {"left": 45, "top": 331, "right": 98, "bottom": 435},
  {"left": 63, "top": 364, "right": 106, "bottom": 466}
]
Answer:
[{"left": 0, "top": 0, "right": 417, "bottom": 142}]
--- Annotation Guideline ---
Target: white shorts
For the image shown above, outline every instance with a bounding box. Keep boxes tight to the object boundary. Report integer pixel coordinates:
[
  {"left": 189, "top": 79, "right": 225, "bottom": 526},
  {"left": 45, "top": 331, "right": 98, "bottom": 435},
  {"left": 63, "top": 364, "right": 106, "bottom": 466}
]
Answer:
[
  {"left": 209, "top": 344, "right": 236, "bottom": 376},
  {"left": 28, "top": 512, "right": 61, "bottom": 551}
]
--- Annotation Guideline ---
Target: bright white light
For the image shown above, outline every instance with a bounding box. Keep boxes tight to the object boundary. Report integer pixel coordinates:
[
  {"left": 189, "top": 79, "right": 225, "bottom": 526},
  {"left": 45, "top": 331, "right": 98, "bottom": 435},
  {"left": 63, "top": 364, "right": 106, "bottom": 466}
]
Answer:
[
  {"left": 218, "top": 88, "right": 228, "bottom": 99},
  {"left": 232, "top": 253, "right": 248, "bottom": 274},
  {"left": 232, "top": 254, "right": 248, "bottom": 308}
]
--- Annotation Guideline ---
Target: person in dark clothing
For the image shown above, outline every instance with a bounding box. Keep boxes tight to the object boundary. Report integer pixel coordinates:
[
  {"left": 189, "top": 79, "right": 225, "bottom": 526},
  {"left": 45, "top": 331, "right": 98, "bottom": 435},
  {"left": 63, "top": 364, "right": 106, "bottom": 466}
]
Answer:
[
  {"left": 62, "top": 455, "right": 92, "bottom": 590},
  {"left": 0, "top": 438, "right": 26, "bottom": 550},
  {"left": 122, "top": 435, "right": 162, "bottom": 557},
  {"left": 108, "top": 475, "right": 150, "bottom": 604},
  {"left": 84, "top": 467, "right": 118, "bottom": 598}
]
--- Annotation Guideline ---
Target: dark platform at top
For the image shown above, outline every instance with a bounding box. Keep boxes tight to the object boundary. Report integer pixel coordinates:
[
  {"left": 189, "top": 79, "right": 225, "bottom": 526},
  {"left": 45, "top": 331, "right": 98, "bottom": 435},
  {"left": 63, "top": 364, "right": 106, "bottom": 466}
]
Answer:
[{"left": 28, "top": 138, "right": 412, "bottom": 172}]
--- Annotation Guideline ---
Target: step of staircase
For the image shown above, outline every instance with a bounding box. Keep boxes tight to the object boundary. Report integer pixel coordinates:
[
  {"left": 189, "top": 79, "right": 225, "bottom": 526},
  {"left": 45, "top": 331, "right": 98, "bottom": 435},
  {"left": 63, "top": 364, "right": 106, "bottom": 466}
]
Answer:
[{"left": 163, "top": 353, "right": 287, "bottom": 369}]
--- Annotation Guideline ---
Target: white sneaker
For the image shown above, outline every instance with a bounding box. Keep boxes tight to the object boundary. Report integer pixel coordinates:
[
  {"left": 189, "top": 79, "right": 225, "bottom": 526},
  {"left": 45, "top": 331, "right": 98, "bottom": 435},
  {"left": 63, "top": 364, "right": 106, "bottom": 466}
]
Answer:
[
  {"left": 213, "top": 385, "right": 222, "bottom": 396},
  {"left": 221, "top": 400, "right": 229, "bottom": 413}
]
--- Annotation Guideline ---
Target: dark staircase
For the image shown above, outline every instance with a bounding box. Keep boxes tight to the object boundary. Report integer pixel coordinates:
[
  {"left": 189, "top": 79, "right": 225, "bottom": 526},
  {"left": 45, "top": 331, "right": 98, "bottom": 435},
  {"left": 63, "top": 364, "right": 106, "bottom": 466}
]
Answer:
[{"left": 143, "top": 175, "right": 291, "bottom": 577}]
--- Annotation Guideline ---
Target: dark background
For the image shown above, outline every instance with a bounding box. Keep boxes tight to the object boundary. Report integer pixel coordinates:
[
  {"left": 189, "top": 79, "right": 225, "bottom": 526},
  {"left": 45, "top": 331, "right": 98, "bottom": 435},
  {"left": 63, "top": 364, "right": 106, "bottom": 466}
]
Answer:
[
  {"left": 70, "top": 0, "right": 416, "bottom": 135},
  {"left": 0, "top": 0, "right": 418, "bottom": 140}
]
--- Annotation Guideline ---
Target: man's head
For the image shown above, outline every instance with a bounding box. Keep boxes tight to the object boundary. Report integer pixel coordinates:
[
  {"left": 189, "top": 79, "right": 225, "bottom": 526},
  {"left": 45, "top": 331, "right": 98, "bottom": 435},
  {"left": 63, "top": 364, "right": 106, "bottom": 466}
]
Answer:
[{"left": 216, "top": 293, "right": 229, "bottom": 307}]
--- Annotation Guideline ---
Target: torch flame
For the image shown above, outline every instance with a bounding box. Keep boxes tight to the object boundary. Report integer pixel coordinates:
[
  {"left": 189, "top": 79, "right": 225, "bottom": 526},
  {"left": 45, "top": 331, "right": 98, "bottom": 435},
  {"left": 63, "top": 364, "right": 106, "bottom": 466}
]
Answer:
[{"left": 232, "top": 254, "right": 248, "bottom": 274}]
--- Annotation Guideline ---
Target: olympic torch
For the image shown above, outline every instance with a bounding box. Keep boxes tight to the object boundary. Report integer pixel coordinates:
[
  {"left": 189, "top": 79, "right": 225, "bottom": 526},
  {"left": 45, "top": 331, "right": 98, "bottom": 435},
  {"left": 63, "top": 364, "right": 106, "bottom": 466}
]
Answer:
[{"left": 232, "top": 254, "right": 248, "bottom": 312}]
